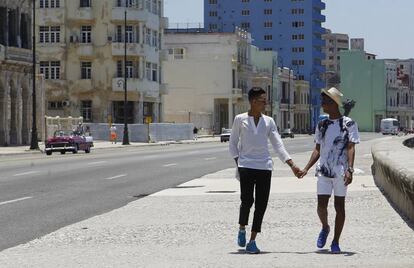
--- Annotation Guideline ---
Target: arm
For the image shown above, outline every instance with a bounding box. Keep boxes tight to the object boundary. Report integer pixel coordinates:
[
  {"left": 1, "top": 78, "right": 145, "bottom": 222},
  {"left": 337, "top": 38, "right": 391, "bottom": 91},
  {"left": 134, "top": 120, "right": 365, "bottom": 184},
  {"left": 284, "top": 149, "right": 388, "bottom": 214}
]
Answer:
[
  {"left": 344, "top": 142, "right": 356, "bottom": 185},
  {"left": 268, "top": 120, "right": 300, "bottom": 176},
  {"left": 229, "top": 117, "right": 240, "bottom": 165},
  {"left": 299, "top": 144, "right": 320, "bottom": 178}
]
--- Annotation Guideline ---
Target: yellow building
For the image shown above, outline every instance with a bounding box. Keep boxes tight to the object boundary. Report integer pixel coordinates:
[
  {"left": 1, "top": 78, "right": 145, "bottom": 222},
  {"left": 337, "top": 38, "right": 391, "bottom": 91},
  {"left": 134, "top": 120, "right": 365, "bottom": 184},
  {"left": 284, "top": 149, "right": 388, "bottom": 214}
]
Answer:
[{"left": 37, "top": 0, "right": 168, "bottom": 124}]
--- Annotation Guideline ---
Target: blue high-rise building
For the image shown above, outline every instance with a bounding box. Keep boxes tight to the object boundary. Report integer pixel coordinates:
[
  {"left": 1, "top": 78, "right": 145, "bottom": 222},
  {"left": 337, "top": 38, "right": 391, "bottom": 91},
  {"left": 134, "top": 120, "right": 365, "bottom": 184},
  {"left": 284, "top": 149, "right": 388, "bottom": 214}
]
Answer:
[{"left": 204, "top": 0, "right": 326, "bottom": 128}]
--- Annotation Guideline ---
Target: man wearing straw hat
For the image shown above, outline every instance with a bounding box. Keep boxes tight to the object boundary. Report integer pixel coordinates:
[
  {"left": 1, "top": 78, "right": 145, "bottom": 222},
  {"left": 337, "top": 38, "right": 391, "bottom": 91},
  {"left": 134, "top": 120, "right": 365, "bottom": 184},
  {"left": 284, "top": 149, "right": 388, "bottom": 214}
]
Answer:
[{"left": 299, "top": 87, "right": 360, "bottom": 254}]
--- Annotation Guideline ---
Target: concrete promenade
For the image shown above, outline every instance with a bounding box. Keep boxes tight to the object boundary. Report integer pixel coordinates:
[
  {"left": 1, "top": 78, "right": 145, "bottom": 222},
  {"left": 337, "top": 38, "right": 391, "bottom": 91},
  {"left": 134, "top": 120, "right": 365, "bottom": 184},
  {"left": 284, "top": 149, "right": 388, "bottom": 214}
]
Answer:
[{"left": 0, "top": 136, "right": 413, "bottom": 267}]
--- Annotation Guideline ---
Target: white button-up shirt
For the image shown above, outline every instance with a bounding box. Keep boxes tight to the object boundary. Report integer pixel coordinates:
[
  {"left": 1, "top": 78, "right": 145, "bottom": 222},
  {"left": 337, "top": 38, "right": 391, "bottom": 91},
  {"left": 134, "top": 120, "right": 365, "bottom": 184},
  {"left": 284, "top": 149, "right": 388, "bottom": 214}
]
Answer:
[{"left": 229, "top": 112, "right": 291, "bottom": 171}]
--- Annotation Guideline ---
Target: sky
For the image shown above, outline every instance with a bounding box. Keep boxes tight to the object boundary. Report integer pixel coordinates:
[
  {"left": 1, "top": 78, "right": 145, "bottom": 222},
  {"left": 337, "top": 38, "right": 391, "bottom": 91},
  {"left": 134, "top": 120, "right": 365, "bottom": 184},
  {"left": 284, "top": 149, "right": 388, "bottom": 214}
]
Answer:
[{"left": 164, "top": 0, "right": 414, "bottom": 59}]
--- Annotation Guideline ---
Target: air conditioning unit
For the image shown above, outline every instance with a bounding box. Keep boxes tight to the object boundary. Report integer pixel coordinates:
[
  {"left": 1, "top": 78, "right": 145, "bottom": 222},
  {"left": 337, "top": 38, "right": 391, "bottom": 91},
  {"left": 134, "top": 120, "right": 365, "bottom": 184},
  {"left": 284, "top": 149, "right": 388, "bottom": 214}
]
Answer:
[{"left": 62, "top": 100, "right": 71, "bottom": 107}]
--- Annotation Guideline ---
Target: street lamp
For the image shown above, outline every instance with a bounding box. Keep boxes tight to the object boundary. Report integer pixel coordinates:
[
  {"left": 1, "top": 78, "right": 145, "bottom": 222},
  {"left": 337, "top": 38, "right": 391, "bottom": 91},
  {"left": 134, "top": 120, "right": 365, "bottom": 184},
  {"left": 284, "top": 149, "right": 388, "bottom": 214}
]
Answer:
[
  {"left": 309, "top": 70, "right": 320, "bottom": 133},
  {"left": 122, "top": 9, "right": 129, "bottom": 145},
  {"left": 30, "top": 0, "right": 39, "bottom": 150}
]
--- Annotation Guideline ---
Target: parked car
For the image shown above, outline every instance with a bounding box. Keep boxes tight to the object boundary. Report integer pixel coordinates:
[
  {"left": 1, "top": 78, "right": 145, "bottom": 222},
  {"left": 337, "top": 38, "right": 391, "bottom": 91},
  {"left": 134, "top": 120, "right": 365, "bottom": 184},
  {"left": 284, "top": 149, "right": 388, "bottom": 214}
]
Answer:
[
  {"left": 281, "top": 128, "right": 295, "bottom": 138},
  {"left": 45, "top": 130, "right": 92, "bottom": 155},
  {"left": 220, "top": 128, "right": 231, "bottom": 142}
]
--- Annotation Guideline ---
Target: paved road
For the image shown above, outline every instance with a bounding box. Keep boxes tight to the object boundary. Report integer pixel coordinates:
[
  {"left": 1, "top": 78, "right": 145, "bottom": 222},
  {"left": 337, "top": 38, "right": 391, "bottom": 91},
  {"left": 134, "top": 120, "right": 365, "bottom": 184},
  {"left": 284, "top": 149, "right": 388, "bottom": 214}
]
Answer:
[{"left": 0, "top": 133, "right": 381, "bottom": 251}]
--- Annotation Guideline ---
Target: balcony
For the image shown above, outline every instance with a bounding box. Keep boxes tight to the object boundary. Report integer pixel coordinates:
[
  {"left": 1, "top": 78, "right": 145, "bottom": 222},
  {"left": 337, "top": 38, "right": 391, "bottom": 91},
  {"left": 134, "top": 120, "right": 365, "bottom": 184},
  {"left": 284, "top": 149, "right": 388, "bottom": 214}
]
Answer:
[
  {"left": 77, "top": 44, "right": 94, "bottom": 56},
  {"left": 312, "top": 11, "right": 326, "bottom": 22},
  {"left": 112, "top": 42, "right": 159, "bottom": 61},
  {"left": 159, "top": 83, "right": 169, "bottom": 95},
  {"left": 4, "top": 46, "right": 32, "bottom": 64},
  {"left": 112, "top": 7, "right": 148, "bottom": 22},
  {"left": 112, "top": 77, "right": 160, "bottom": 95},
  {"left": 73, "top": 8, "right": 94, "bottom": 21},
  {"left": 313, "top": 0, "right": 326, "bottom": 10},
  {"left": 313, "top": 49, "right": 325, "bottom": 60},
  {"left": 37, "top": 8, "right": 65, "bottom": 24},
  {"left": 313, "top": 38, "right": 325, "bottom": 48},
  {"left": 313, "top": 25, "right": 326, "bottom": 35}
]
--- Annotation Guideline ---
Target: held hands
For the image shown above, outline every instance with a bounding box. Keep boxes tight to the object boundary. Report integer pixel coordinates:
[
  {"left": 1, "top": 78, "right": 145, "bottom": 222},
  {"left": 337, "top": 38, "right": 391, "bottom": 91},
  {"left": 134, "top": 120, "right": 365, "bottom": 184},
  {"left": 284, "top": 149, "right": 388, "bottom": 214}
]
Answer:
[{"left": 290, "top": 164, "right": 302, "bottom": 178}]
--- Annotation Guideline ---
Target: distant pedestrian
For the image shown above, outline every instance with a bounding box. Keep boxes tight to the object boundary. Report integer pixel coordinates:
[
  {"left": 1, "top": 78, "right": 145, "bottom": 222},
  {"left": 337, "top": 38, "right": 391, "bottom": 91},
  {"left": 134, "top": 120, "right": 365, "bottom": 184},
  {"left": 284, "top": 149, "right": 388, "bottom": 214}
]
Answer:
[
  {"left": 193, "top": 126, "right": 198, "bottom": 140},
  {"left": 298, "top": 87, "right": 360, "bottom": 254},
  {"left": 110, "top": 125, "right": 117, "bottom": 144},
  {"left": 229, "top": 87, "right": 301, "bottom": 254}
]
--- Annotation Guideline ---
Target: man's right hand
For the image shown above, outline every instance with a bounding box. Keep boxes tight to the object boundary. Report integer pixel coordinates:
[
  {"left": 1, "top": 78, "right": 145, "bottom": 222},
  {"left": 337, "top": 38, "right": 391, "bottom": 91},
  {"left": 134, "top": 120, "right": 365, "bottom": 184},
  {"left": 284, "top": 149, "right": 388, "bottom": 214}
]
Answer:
[{"left": 297, "top": 168, "right": 308, "bottom": 179}]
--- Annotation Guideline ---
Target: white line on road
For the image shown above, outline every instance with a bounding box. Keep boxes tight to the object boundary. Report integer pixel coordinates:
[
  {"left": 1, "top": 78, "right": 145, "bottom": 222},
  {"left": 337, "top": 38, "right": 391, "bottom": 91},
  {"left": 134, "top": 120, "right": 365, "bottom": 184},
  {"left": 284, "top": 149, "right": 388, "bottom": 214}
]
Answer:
[
  {"left": 87, "top": 161, "right": 107, "bottom": 166},
  {"left": 13, "top": 171, "right": 40, "bottom": 177},
  {"left": 104, "top": 174, "right": 127, "bottom": 180},
  {"left": 163, "top": 163, "right": 178, "bottom": 167},
  {"left": 0, "top": 196, "right": 33, "bottom": 206},
  {"left": 204, "top": 157, "right": 217, "bottom": 161}
]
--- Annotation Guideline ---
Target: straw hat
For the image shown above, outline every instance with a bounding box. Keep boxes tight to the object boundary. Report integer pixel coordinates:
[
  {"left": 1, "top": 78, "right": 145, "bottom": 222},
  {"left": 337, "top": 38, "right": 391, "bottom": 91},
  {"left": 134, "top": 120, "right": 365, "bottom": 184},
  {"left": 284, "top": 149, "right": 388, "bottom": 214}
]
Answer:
[{"left": 321, "top": 87, "right": 343, "bottom": 107}]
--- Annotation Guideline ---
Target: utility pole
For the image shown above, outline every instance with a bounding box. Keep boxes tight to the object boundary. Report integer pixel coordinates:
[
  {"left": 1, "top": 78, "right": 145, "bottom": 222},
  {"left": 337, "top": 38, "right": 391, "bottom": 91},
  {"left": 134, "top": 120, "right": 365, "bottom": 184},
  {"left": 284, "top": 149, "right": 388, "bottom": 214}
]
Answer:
[
  {"left": 30, "top": 0, "right": 39, "bottom": 150},
  {"left": 122, "top": 9, "right": 130, "bottom": 145}
]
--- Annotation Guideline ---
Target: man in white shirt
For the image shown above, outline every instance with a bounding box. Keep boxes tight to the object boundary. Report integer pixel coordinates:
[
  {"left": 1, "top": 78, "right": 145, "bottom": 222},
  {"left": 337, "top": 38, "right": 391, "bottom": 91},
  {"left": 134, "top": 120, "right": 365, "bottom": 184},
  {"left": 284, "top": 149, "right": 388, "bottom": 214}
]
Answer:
[
  {"left": 299, "top": 87, "right": 360, "bottom": 254},
  {"left": 229, "top": 87, "right": 301, "bottom": 254}
]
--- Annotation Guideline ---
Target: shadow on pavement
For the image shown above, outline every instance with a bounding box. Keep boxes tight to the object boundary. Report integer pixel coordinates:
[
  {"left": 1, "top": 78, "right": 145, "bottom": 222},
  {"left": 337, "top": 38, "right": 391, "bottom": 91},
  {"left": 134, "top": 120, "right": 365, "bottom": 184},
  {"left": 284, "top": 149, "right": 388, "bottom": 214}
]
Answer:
[
  {"left": 229, "top": 249, "right": 357, "bottom": 256},
  {"left": 229, "top": 249, "right": 273, "bottom": 255}
]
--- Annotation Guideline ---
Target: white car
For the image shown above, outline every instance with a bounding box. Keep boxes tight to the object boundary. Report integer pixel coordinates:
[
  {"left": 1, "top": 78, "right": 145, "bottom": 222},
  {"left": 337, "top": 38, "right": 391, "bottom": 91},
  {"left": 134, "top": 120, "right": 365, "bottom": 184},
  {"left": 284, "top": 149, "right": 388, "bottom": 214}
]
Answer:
[{"left": 220, "top": 129, "right": 231, "bottom": 142}]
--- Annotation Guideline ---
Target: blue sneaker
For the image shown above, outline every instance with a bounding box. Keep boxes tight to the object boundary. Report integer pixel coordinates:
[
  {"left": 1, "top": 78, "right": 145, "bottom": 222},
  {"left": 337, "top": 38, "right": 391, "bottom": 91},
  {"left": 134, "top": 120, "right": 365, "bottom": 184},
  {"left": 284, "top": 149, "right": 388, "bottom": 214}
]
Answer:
[
  {"left": 246, "top": 241, "right": 260, "bottom": 254},
  {"left": 237, "top": 229, "right": 246, "bottom": 247},
  {"left": 317, "top": 226, "right": 330, "bottom": 248},
  {"left": 330, "top": 241, "right": 341, "bottom": 254}
]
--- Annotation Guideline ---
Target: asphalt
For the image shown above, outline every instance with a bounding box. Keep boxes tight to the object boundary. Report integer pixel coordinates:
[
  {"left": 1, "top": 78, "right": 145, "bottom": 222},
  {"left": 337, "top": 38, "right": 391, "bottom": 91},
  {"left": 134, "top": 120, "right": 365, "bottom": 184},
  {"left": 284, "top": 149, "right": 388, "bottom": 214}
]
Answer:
[{"left": 0, "top": 135, "right": 412, "bottom": 267}]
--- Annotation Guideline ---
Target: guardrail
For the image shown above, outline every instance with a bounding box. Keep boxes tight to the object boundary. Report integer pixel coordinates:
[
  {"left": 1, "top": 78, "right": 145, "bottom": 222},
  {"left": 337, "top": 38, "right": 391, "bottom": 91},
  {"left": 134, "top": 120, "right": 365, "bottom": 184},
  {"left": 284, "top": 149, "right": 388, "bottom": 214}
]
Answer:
[{"left": 371, "top": 136, "right": 414, "bottom": 223}]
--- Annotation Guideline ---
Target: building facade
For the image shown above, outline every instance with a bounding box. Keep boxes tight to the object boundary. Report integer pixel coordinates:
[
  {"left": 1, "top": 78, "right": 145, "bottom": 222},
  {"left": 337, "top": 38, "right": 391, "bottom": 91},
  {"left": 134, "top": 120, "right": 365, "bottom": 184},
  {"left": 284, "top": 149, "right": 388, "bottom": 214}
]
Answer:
[
  {"left": 163, "top": 29, "right": 253, "bottom": 133},
  {"left": 0, "top": 0, "right": 45, "bottom": 146},
  {"left": 341, "top": 50, "right": 414, "bottom": 132},
  {"left": 204, "top": 0, "right": 326, "bottom": 129},
  {"left": 322, "top": 29, "right": 349, "bottom": 88},
  {"left": 36, "top": 0, "right": 168, "bottom": 124}
]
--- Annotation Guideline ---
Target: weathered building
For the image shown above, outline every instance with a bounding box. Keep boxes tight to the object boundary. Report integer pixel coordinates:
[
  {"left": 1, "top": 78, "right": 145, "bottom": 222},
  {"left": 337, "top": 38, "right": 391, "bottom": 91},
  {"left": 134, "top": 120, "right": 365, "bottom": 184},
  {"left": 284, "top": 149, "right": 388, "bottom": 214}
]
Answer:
[
  {"left": 0, "top": 0, "right": 45, "bottom": 146},
  {"left": 37, "top": 0, "right": 168, "bottom": 124}
]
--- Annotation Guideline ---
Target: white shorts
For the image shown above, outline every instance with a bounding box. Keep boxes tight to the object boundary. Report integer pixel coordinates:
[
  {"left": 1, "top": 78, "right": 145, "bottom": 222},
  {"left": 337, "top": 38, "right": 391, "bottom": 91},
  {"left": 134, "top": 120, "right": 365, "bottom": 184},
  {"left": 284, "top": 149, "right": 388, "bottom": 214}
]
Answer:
[{"left": 317, "top": 175, "right": 347, "bottom": 197}]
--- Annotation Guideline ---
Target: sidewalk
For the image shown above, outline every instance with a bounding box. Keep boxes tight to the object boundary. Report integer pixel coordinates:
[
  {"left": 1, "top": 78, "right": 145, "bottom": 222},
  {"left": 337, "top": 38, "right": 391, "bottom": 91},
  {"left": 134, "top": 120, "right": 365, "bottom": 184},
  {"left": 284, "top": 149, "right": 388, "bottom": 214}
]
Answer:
[
  {"left": 0, "top": 136, "right": 220, "bottom": 156},
  {"left": 0, "top": 137, "right": 413, "bottom": 267}
]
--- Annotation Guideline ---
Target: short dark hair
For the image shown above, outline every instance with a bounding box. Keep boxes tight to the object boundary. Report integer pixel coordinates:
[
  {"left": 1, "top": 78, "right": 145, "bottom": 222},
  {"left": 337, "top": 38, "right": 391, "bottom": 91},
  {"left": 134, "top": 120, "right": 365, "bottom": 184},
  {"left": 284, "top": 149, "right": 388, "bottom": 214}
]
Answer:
[{"left": 248, "top": 87, "right": 266, "bottom": 102}]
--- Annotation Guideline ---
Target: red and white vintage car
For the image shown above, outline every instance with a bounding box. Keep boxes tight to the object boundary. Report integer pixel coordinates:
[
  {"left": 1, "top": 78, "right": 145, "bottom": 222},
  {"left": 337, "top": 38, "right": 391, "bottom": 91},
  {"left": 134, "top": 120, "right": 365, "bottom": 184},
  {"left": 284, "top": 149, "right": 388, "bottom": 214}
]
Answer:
[{"left": 45, "top": 130, "right": 92, "bottom": 155}]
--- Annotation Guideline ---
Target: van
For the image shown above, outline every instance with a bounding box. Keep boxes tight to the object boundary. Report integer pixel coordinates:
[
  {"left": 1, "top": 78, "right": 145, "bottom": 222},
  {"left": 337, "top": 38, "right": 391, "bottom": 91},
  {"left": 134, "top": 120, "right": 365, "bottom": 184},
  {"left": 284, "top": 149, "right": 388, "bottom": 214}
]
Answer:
[{"left": 380, "top": 118, "right": 399, "bottom": 135}]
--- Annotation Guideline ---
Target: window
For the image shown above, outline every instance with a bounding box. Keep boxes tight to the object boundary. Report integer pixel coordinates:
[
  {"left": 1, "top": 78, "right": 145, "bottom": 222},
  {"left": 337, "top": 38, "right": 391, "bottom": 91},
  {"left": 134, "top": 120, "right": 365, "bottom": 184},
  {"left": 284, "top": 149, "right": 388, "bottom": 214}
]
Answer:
[
  {"left": 152, "top": 0, "right": 158, "bottom": 14},
  {"left": 81, "top": 62, "right": 92, "bottom": 79},
  {"left": 241, "top": 10, "right": 250, "bottom": 16},
  {"left": 264, "top": 21, "right": 273, "bottom": 28},
  {"left": 40, "top": 61, "right": 61, "bottom": 80},
  {"left": 40, "top": 0, "right": 60, "bottom": 8},
  {"left": 263, "top": 48, "right": 273, "bottom": 51},
  {"left": 80, "top": 0, "right": 91, "bottom": 8},
  {"left": 209, "top": 11, "right": 218, "bottom": 17},
  {"left": 48, "top": 101, "right": 63, "bottom": 110},
  {"left": 171, "top": 48, "right": 185, "bottom": 59},
  {"left": 209, "top": 0, "right": 217, "bottom": 4},
  {"left": 152, "top": 30, "right": 158, "bottom": 47},
  {"left": 145, "top": 28, "right": 151, "bottom": 45},
  {"left": 292, "top": 21, "right": 305, "bottom": 28},
  {"left": 264, "top": 9, "right": 272, "bottom": 15},
  {"left": 39, "top": 26, "right": 60, "bottom": 43},
  {"left": 146, "top": 62, "right": 152, "bottom": 80},
  {"left": 264, "top": 35, "right": 272, "bottom": 41},
  {"left": 126, "top": 61, "right": 133, "bottom": 78},
  {"left": 291, "top": 34, "right": 305, "bottom": 40},
  {"left": 241, "top": 22, "right": 250, "bottom": 30},
  {"left": 126, "top": 25, "right": 134, "bottom": 43},
  {"left": 146, "top": 0, "right": 151, "bottom": 11},
  {"left": 292, "top": 47, "right": 304, "bottom": 53},
  {"left": 81, "top": 101, "right": 92, "bottom": 122},
  {"left": 81, "top": 25, "right": 92, "bottom": 43},
  {"left": 152, "top": 63, "right": 158, "bottom": 82},
  {"left": 264, "top": 0, "right": 272, "bottom": 2},
  {"left": 117, "top": 61, "right": 123, "bottom": 77},
  {"left": 209, "top": 24, "right": 218, "bottom": 30},
  {"left": 242, "top": 0, "right": 250, "bottom": 2}
]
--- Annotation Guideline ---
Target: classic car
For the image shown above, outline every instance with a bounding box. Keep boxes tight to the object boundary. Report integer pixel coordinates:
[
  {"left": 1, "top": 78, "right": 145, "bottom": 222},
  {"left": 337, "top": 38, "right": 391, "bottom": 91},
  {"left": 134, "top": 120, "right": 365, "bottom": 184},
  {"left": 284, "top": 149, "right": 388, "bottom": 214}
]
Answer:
[{"left": 45, "top": 130, "right": 92, "bottom": 155}]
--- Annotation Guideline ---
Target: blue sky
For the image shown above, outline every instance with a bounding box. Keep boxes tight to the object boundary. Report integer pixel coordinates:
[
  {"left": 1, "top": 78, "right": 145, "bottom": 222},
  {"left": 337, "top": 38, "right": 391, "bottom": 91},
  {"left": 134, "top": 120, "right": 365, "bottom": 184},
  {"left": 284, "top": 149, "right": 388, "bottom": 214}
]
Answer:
[{"left": 164, "top": 0, "right": 413, "bottom": 59}]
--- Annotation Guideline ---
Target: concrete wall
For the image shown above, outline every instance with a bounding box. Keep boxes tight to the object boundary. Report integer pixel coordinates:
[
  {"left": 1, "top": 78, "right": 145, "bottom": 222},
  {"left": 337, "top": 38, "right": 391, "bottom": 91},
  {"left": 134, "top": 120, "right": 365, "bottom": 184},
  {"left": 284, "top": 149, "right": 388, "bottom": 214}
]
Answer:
[
  {"left": 84, "top": 123, "right": 193, "bottom": 143},
  {"left": 371, "top": 136, "right": 414, "bottom": 223}
]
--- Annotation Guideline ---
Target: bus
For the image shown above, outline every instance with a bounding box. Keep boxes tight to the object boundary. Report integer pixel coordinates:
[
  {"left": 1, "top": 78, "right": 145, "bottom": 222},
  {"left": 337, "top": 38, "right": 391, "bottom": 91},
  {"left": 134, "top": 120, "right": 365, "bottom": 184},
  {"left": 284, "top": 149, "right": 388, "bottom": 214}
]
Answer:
[{"left": 380, "top": 118, "right": 399, "bottom": 135}]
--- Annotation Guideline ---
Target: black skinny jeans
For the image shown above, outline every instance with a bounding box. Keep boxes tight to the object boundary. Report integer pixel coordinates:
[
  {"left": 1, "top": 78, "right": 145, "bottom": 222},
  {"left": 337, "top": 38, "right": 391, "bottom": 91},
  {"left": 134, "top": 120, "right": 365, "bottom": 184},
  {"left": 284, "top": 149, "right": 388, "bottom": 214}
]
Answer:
[{"left": 238, "top": 167, "right": 272, "bottom": 233}]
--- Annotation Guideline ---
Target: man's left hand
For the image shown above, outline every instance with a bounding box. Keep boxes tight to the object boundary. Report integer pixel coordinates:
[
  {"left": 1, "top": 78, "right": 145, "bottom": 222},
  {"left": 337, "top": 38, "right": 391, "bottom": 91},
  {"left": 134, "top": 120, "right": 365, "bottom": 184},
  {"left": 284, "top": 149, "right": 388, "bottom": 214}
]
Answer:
[{"left": 344, "top": 171, "right": 353, "bottom": 186}]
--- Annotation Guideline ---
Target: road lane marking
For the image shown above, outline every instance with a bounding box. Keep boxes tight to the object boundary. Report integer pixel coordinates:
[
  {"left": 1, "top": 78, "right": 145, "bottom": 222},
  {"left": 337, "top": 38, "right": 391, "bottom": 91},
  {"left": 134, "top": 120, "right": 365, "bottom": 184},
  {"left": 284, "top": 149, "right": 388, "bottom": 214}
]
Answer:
[
  {"left": 13, "top": 171, "right": 40, "bottom": 177},
  {"left": 163, "top": 163, "right": 178, "bottom": 167},
  {"left": 87, "top": 161, "right": 107, "bottom": 166},
  {"left": 104, "top": 174, "right": 127, "bottom": 180},
  {"left": 0, "top": 196, "right": 33, "bottom": 206},
  {"left": 204, "top": 157, "right": 217, "bottom": 161}
]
